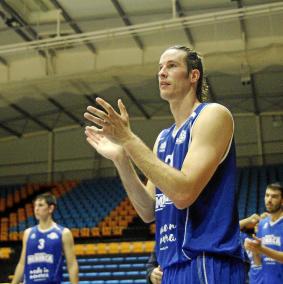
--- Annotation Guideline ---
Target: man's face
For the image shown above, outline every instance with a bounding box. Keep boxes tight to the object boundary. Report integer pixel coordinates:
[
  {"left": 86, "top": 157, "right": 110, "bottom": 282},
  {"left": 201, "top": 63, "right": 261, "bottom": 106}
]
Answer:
[
  {"left": 34, "top": 198, "right": 53, "bottom": 220},
  {"left": 264, "top": 188, "right": 283, "bottom": 214},
  {"left": 158, "top": 49, "right": 192, "bottom": 101}
]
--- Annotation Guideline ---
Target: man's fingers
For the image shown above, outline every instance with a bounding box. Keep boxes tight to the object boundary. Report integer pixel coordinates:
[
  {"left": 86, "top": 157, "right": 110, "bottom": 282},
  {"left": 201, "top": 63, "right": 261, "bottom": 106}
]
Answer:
[
  {"left": 86, "top": 106, "right": 109, "bottom": 121},
  {"left": 85, "top": 126, "right": 102, "bottom": 142},
  {"left": 86, "top": 137, "right": 98, "bottom": 149},
  {"left": 118, "top": 99, "right": 129, "bottom": 120},
  {"left": 84, "top": 112, "right": 108, "bottom": 128},
  {"left": 96, "top": 98, "right": 118, "bottom": 117}
]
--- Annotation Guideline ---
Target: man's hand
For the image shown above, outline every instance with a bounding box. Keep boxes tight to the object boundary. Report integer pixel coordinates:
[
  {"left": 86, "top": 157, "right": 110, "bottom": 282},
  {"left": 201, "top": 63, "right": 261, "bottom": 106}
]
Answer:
[
  {"left": 247, "top": 214, "right": 261, "bottom": 227},
  {"left": 84, "top": 98, "right": 133, "bottom": 145},
  {"left": 150, "top": 266, "right": 163, "bottom": 284},
  {"left": 85, "top": 126, "right": 125, "bottom": 162},
  {"left": 244, "top": 235, "right": 262, "bottom": 254}
]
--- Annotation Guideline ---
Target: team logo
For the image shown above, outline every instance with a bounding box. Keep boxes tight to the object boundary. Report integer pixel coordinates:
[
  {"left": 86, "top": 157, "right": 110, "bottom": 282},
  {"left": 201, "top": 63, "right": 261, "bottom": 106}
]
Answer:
[
  {"left": 47, "top": 232, "right": 59, "bottom": 240},
  {"left": 159, "top": 142, "right": 166, "bottom": 152},
  {"left": 30, "top": 233, "right": 36, "bottom": 239},
  {"left": 176, "top": 130, "right": 187, "bottom": 144}
]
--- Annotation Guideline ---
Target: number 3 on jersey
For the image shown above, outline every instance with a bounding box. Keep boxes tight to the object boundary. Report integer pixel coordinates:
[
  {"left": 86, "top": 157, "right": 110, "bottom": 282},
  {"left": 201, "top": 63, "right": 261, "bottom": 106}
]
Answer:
[{"left": 38, "top": 238, "right": 45, "bottom": 250}]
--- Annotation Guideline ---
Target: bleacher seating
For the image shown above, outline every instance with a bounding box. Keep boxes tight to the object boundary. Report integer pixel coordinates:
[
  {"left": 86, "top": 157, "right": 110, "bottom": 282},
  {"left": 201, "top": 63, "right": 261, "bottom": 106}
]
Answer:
[
  {"left": 0, "top": 177, "right": 142, "bottom": 241},
  {"left": 237, "top": 164, "right": 283, "bottom": 219},
  {"left": 0, "top": 165, "right": 282, "bottom": 242},
  {"left": 62, "top": 253, "right": 150, "bottom": 284}
]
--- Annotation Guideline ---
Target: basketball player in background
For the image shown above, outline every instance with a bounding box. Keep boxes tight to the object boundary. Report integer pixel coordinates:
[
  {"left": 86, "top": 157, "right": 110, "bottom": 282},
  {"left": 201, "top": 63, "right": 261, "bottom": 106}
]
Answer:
[
  {"left": 84, "top": 45, "right": 246, "bottom": 283},
  {"left": 245, "top": 182, "right": 283, "bottom": 284},
  {"left": 11, "top": 192, "right": 78, "bottom": 284}
]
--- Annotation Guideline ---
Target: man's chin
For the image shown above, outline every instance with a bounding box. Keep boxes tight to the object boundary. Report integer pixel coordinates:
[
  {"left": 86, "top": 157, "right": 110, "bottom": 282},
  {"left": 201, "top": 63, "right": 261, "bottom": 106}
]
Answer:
[{"left": 160, "top": 91, "right": 171, "bottom": 101}]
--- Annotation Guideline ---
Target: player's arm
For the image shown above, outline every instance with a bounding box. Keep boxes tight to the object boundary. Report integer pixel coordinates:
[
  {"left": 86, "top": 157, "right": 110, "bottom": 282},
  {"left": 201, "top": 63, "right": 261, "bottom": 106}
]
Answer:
[
  {"left": 123, "top": 104, "right": 233, "bottom": 209},
  {"left": 114, "top": 137, "right": 159, "bottom": 223},
  {"left": 62, "top": 228, "right": 79, "bottom": 284},
  {"left": 11, "top": 228, "right": 31, "bottom": 284},
  {"left": 258, "top": 244, "right": 283, "bottom": 263},
  {"left": 239, "top": 213, "right": 260, "bottom": 230}
]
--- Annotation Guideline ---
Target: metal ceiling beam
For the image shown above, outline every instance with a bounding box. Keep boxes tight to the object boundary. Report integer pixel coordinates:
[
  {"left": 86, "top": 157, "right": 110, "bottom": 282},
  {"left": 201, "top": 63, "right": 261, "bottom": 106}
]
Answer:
[
  {"left": 84, "top": 94, "right": 99, "bottom": 105},
  {"left": 0, "top": 121, "right": 21, "bottom": 137},
  {"left": 114, "top": 77, "right": 150, "bottom": 119},
  {"left": 110, "top": 0, "right": 144, "bottom": 50},
  {"left": 0, "top": 0, "right": 53, "bottom": 58},
  {"left": 47, "top": 97, "right": 84, "bottom": 126},
  {"left": 235, "top": 0, "right": 247, "bottom": 43},
  {"left": 0, "top": 11, "right": 8, "bottom": 65},
  {"left": 68, "top": 80, "right": 100, "bottom": 108},
  {"left": 250, "top": 74, "right": 260, "bottom": 115},
  {"left": 1, "top": 1, "right": 38, "bottom": 38},
  {"left": 235, "top": 1, "right": 258, "bottom": 114},
  {"left": 49, "top": 0, "right": 96, "bottom": 54},
  {"left": 0, "top": 56, "right": 7, "bottom": 66},
  {"left": 175, "top": 0, "right": 195, "bottom": 46},
  {"left": 9, "top": 103, "right": 52, "bottom": 131}
]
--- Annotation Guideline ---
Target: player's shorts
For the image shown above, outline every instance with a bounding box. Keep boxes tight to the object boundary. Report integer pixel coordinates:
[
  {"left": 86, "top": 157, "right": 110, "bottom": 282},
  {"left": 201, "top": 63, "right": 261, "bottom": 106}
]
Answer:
[{"left": 162, "top": 252, "right": 246, "bottom": 284}]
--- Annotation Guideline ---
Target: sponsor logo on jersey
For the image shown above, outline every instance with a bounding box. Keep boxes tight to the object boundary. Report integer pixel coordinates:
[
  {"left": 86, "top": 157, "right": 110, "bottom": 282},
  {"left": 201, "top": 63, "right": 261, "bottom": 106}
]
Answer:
[
  {"left": 262, "top": 234, "right": 281, "bottom": 246},
  {"left": 176, "top": 130, "right": 187, "bottom": 144},
  {"left": 47, "top": 232, "right": 59, "bottom": 240},
  {"left": 29, "top": 267, "right": 49, "bottom": 280},
  {"left": 27, "top": 252, "right": 54, "bottom": 264},
  {"left": 155, "top": 193, "right": 173, "bottom": 211}
]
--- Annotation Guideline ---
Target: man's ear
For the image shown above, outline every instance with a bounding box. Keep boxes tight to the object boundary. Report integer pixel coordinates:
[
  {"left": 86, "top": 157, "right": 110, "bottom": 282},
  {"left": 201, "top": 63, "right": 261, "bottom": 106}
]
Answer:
[
  {"left": 49, "top": 204, "right": 55, "bottom": 214},
  {"left": 190, "top": 69, "right": 200, "bottom": 83}
]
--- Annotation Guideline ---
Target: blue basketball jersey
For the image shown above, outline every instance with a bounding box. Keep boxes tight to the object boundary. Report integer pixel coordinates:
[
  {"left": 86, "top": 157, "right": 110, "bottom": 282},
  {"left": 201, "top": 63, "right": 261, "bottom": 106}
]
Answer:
[
  {"left": 257, "top": 216, "right": 283, "bottom": 284},
  {"left": 155, "top": 103, "right": 245, "bottom": 269},
  {"left": 24, "top": 224, "right": 65, "bottom": 284}
]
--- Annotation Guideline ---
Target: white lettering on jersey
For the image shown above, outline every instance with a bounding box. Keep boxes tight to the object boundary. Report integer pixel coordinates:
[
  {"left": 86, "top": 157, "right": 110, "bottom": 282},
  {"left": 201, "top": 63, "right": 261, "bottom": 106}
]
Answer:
[
  {"left": 159, "top": 223, "right": 177, "bottom": 247},
  {"left": 155, "top": 193, "right": 173, "bottom": 212},
  {"left": 27, "top": 252, "right": 54, "bottom": 264},
  {"left": 29, "top": 267, "right": 50, "bottom": 280},
  {"left": 262, "top": 234, "right": 281, "bottom": 246}
]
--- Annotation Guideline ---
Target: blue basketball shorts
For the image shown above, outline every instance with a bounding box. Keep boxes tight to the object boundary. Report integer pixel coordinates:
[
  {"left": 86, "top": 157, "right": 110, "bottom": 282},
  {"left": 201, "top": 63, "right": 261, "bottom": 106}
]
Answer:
[{"left": 162, "top": 253, "right": 246, "bottom": 284}]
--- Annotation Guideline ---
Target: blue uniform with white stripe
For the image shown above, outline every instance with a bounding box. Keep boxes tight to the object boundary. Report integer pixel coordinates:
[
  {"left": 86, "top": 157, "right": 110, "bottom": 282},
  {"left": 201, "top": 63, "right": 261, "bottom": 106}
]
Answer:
[
  {"left": 257, "top": 216, "right": 283, "bottom": 284},
  {"left": 24, "top": 224, "right": 65, "bottom": 284},
  {"left": 155, "top": 103, "right": 246, "bottom": 283}
]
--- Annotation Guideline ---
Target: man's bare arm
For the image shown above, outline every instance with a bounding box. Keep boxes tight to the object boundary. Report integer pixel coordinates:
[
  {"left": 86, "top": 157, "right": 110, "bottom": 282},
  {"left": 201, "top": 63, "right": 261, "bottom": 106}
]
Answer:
[
  {"left": 11, "top": 228, "right": 31, "bottom": 284},
  {"left": 123, "top": 104, "right": 233, "bottom": 209},
  {"left": 62, "top": 229, "right": 79, "bottom": 284}
]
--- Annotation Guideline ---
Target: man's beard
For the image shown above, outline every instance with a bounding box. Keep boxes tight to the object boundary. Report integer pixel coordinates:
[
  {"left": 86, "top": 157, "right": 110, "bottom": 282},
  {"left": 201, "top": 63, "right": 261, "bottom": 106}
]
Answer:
[{"left": 266, "top": 203, "right": 282, "bottom": 214}]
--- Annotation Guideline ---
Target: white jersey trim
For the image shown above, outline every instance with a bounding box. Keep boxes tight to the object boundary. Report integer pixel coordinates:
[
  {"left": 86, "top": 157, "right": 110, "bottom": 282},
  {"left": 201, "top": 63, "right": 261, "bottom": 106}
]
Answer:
[
  {"left": 269, "top": 216, "right": 283, "bottom": 226},
  {"left": 203, "top": 252, "right": 208, "bottom": 284},
  {"left": 182, "top": 207, "right": 191, "bottom": 260}
]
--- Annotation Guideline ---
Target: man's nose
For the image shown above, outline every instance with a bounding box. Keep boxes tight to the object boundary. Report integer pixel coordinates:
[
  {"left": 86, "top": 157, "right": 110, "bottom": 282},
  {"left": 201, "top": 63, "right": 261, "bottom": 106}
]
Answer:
[{"left": 158, "top": 67, "right": 167, "bottom": 78}]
